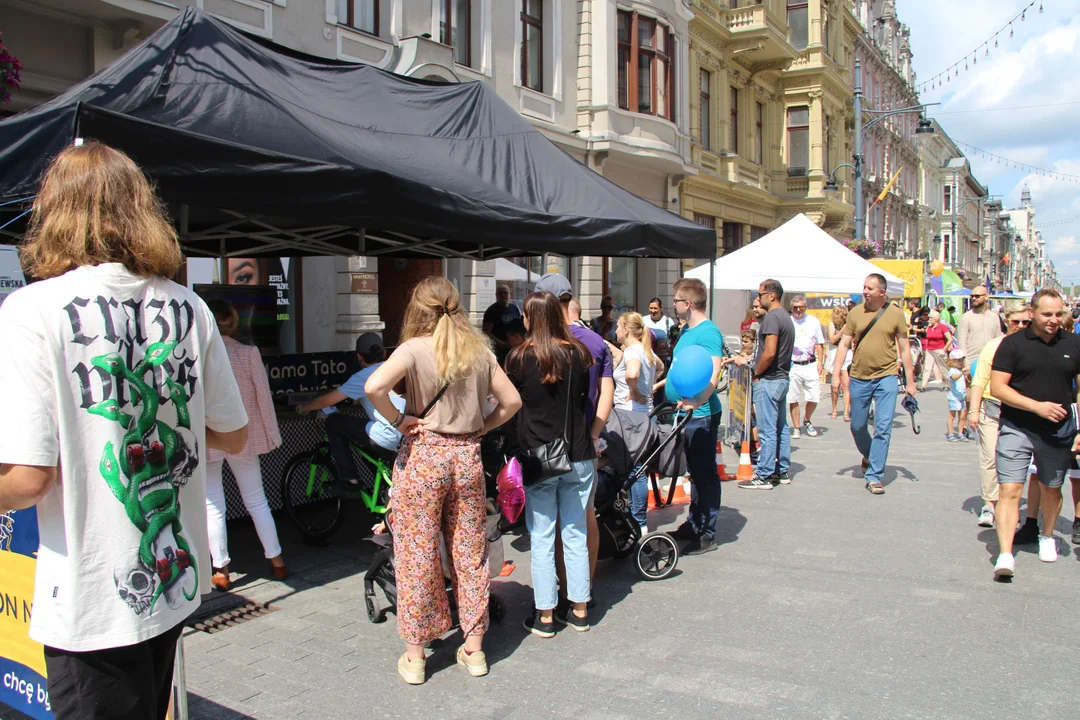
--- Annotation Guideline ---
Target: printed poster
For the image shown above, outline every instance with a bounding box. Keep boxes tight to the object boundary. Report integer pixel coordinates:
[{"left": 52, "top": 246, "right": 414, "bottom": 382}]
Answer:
[
  {"left": 0, "top": 509, "right": 53, "bottom": 719},
  {"left": 725, "top": 364, "right": 752, "bottom": 448}
]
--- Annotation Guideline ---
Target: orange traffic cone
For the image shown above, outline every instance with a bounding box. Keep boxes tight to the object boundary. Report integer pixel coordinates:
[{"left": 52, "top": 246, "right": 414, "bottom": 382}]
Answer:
[
  {"left": 735, "top": 440, "right": 754, "bottom": 481},
  {"left": 647, "top": 476, "right": 692, "bottom": 509},
  {"left": 716, "top": 439, "right": 732, "bottom": 480}
]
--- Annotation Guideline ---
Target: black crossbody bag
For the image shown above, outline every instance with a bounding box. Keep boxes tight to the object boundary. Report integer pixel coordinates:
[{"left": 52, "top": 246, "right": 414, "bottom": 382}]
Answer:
[
  {"left": 851, "top": 306, "right": 887, "bottom": 365},
  {"left": 519, "top": 361, "right": 574, "bottom": 486}
]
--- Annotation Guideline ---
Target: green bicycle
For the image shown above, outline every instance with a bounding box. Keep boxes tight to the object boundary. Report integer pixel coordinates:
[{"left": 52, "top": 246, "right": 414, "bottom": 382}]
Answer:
[{"left": 280, "top": 413, "right": 395, "bottom": 540}]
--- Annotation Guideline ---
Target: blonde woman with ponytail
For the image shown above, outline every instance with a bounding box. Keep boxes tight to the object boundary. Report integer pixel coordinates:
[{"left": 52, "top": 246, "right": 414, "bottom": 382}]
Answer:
[
  {"left": 364, "top": 277, "right": 521, "bottom": 685},
  {"left": 614, "top": 312, "right": 663, "bottom": 413}
]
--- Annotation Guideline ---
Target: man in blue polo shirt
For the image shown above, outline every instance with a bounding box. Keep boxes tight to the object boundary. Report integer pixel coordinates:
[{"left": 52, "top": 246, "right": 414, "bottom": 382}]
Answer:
[{"left": 666, "top": 277, "right": 725, "bottom": 555}]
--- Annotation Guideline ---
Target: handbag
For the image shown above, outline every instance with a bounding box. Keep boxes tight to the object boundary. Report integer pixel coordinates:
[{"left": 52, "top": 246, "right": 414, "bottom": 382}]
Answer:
[{"left": 519, "top": 361, "right": 574, "bottom": 486}]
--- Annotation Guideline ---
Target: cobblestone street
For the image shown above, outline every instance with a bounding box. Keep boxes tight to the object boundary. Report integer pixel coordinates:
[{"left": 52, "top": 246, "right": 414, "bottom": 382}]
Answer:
[{"left": 173, "top": 389, "right": 1078, "bottom": 719}]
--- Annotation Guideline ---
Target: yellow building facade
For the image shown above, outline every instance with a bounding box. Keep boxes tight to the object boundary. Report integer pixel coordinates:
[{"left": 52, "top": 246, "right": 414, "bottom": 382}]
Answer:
[{"left": 681, "top": 0, "right": 857, "bottom": 257}]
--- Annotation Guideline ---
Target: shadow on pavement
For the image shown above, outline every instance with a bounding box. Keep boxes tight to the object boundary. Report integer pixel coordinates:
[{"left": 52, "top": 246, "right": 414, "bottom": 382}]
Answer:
[
  {"left": 880, "top": 465, "right": 918, "bottom": 488},
  {"left": 188, "top": 694, "right": 258, "bottom": 719}
]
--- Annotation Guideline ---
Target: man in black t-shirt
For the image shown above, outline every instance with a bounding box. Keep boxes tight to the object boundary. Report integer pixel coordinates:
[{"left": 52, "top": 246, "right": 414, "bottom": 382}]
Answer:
[
  {"left": 736, "top": 278, "right": 794, "bottom": 490},
  {"left": 990, "top": 288, "right": 1080, "bottom": 580},
  {"left": 483, "top": 284, "right": 522, "bottom": 362}
]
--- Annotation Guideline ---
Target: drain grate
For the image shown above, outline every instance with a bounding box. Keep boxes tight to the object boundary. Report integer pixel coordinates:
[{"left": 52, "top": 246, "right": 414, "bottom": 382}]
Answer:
[{"left": 187, "top": 601, "right": 278, "bottom": 633}]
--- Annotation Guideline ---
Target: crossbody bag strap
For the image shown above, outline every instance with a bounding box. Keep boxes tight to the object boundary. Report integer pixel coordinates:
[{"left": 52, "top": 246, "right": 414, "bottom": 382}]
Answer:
[
  {"left": 562, "top": 356, "right": 573, "bottom": 443},
  {"left": 418, "top": 381, "right": 450, "bottom": 419},
  {"left": 852, "top": 307, "right": 888, "bottom": 363}
]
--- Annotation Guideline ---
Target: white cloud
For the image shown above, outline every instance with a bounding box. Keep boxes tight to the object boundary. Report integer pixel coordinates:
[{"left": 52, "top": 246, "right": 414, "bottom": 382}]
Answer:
[{"left": 901, "top": 0, "right": 1080, "bottom": 283}]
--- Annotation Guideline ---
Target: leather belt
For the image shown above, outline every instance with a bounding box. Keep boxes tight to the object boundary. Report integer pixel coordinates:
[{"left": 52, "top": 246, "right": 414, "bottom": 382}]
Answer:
[{"left": 792, "top": 359, "right": 816, "bottom": 365}]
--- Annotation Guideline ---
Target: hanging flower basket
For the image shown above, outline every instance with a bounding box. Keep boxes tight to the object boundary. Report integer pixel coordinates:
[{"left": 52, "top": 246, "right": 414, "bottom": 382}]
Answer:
[
  {"left": 841, "top": 237, "right": 880, "bottom": 260},
  {"left": 0, "top": 32, "right": 21, "bottom": 104}
]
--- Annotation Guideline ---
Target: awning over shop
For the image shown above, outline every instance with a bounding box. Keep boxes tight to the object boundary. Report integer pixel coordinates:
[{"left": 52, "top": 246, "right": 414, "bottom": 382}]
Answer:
[
  {"left": 0, "top": 7, "right": 712, "bottom": 261},
  {"left": 684, "top": 213, "right": 905, "bottom": 296}
]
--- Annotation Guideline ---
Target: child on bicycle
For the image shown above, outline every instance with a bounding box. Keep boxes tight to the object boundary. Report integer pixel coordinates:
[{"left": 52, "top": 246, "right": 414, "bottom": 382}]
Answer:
[{"left": 297, "top": 333, "right": 406, "bottom": 497}]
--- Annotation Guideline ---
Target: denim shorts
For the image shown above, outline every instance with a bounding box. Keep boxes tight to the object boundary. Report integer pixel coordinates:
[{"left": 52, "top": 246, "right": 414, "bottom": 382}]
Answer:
[{"left": 996, "top": 419, "right": 1071, "bottom": 489}]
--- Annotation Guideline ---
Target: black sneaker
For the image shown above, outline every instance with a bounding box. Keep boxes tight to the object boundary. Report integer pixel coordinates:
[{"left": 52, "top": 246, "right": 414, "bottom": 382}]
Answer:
[
  {"left": 1072, "top": 518, "right": 1080, "bottom": 545},
  {"left": 670, "top": 523, "right": 699, "bottom": 541},
  {"left": 523, "top": 611, "right": 557, "bottom": 638},
  {"left": 1013, "top": 520, "right": 1040, "bottom": 545},
  {"left": 738, "top": 474, "right": 775, "bottom": 490},
  {"left": 554, "top": 603, "right": 590, "bottom": 632},
  {"left": 683, "top": 536, "right": 718, "bottom": 555},
  {"left": 772, "top": 472, "right": 791, "bottom": 485},
  {"left": 333, "top": 478, "right": 365, "bottom": 500}
]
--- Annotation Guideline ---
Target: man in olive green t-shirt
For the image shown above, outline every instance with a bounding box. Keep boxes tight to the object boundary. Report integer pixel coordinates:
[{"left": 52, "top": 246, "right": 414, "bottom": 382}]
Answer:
[{"left": 831, "top": 274, "right": 917, "bottom": 494}]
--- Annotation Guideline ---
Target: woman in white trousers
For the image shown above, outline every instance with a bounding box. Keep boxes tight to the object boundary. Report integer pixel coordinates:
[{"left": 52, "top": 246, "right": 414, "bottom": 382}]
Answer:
[{"left": 206, "top": 300, "right": 286, "bottom": 590}]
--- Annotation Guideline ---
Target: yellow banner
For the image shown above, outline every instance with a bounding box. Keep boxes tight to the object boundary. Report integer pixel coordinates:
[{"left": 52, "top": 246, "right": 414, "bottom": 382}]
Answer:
[
  {"left": 870, "top": 259, "right": 924, "bottom": 299},
  {"left": 0, "top": 549, "right": 46, "bottom": 677}
]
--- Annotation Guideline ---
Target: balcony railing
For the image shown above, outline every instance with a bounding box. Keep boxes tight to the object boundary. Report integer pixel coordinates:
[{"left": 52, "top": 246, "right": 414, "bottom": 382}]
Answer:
[{"left": 692, "top": 146, "right": 772, "bottom": 193}]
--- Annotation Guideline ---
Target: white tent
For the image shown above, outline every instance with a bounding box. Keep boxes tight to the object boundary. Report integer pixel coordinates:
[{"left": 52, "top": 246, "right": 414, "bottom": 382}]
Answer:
[
  {"left": 495, "top": 258, "right": 540, "bottom": 282},
  {"left": 685, "top": 213, "right": 905, "bottom": 296}
]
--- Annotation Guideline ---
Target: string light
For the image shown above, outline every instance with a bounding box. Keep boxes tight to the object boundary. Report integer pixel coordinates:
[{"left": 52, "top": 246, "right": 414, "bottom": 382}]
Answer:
[
  {"left": 919, "top": 2, "right": 1038, "bottom": 94},
  {"left": 955, "top": 140, "right": 1080, "bottom": 184}
]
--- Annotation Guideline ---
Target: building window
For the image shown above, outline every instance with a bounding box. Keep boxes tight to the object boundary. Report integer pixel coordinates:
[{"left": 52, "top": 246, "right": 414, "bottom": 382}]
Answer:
[
  {"left": 788, "top": 1, "right": 808, "bottom": 51},
  {"left": 606, "top": 258, "right": 637, "bottom": 319},
  {"left": 822, "top": 11, "right": 831, "bottom": 56},
  {"left": 699, "top": 69, "right": 711, "bottom": 150},
  {"left": 439, "top": 0, "right": 471, "bottom": 67},
  {"left": 787, "top": 105, "right": 809, "bottom": 176},
  {"left": 944, "top": 234, "right": 951, "bottom": 262},
  {"left": 521, "top": 0, "right": 543, "bottom": 92},
  {"left": 693, "top": 213, "right": 715, "bottom": 229},
  {"left": 944, "top": 185, "right": 952, "bottom": 213},
  {"left": 337, "top": 0, "right": 378, "bottom": 35},
  {"left": 751, "top": 225, "right": 769, "bottom": 243},
  {"left": 823, "top": 114, "right": 831, "bottom": 174},
  {"left": 755, "top": 101, "right": 764, "bottom": 165},
  {"left": 617, "top": 10, "right": 676, "bottom": 121},
  {"left": 723, "top": 222, "right": 743, "bottom": 253},
  {"left": 729, "top": 87, "right": 739, "bottom": 154}
]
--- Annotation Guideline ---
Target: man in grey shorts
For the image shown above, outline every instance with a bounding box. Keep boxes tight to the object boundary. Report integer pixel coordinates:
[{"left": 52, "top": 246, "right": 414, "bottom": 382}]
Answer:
[{"left": 990, "top": 288, "right": 1080, "bottom": 579}]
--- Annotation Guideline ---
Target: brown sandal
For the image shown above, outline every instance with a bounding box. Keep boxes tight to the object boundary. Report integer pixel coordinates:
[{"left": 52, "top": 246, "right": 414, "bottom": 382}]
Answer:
[{"left": 866, "top": 482, "right": 885, "bottom": 495}]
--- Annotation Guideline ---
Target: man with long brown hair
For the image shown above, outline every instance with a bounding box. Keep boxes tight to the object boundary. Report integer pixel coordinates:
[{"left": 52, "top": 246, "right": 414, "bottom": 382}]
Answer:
[{"left": 0, "top": 141, "right": 249, "bottom": 719}]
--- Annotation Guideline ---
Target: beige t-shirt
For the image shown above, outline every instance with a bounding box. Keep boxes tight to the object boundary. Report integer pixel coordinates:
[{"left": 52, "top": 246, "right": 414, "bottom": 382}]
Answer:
[
  {"left": 843, "top": 303, "right": 908, "bottom": 380},
  {"left": 392, "top": 336, "right": 498, "bottom": 434}
]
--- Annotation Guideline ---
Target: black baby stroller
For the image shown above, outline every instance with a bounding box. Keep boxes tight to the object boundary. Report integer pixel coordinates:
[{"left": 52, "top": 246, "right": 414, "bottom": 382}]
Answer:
[
  {"left": 595, "top": 406, "right": 691, "bottom": 580},
  {"left": 363, "top": 434, "right": 508, "bottom": 624}
]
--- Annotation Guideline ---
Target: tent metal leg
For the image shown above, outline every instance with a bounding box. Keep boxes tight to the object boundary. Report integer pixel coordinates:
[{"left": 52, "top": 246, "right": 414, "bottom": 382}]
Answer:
[{"left": 709, "top": 245, "right": 717, "bottom": 323}]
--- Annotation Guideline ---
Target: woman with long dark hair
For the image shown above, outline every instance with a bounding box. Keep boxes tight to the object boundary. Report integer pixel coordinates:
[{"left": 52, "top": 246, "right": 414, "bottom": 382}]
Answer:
[
  {"left": 364, "top": 277, "right": 520, "bottom": 685},
  {"left": 507, "top": 291, "right": 596, "bottom": 637}
]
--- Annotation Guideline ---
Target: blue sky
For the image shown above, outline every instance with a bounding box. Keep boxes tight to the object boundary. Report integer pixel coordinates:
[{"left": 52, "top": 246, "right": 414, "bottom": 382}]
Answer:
[{"left": 902, "top": 0, "right": 1080, "bottom": 285}]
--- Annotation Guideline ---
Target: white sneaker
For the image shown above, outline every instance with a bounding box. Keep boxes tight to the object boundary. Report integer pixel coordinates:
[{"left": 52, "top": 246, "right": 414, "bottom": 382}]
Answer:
[
  {"left": 1039, "top": 535, "right": 1058, "bottom": 562},
  {"left": 993, "top": 552, "right": 1015, "bottom": 579},
  {"left": 977, "top": 506, "right": 995, "bottom": 528},
  {"left": 791, "top": 428, "right": 801, "bottom": 439}
]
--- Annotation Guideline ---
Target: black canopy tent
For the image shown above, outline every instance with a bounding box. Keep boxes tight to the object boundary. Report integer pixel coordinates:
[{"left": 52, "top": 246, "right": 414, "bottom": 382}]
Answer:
[{"left": 0, "top": 7, "right": 714, "bottom": 263}]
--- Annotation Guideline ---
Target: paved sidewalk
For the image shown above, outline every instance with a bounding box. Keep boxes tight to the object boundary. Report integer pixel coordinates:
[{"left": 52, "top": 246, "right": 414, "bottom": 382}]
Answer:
[{"left": 6, "top": 389, "right": 1076, "bottom": 720}]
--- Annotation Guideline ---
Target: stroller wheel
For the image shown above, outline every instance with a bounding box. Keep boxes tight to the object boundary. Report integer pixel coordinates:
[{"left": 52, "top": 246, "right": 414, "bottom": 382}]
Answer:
[
  {"left": 489, "top": 595, "right": 505, "bottom": 623},
  {"left": 635, "top": 532, "right": 679, "bottom": 581},
  {"left": 365, "top": 590, "right": 385, "bottom": 623}
]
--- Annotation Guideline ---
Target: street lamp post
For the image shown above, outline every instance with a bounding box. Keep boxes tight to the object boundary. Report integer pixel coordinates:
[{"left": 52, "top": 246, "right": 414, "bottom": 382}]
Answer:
[{"left": 823, "top": 59, "right": 937, "bottom": 244}]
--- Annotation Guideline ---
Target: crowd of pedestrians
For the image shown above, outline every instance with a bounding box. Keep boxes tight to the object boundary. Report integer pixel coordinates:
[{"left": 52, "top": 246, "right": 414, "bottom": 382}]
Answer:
[{"left": 3, "top": 142, "right": 1080, "bottom": 720}]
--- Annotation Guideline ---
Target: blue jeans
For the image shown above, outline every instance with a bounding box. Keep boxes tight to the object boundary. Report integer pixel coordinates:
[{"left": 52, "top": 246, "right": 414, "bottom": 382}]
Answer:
[
  {"left": 848, "top": 375, "right": 899, "bottom": 484},
  {"left": 524, "top": 460, "right": 595, "bottom": 610},
  {"left": 683, "top": 413, "right": 722, "bottom": 540},
  {"left": 629, "top": 471, "right": 648, "bottom": 530},
  {"left": 753, "top": 377, "right": 791, "bottom": 477}
]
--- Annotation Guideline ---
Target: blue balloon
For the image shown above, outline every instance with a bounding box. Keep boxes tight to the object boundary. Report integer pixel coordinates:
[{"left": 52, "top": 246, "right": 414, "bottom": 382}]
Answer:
[
  {"left": 970, "top": 358, "right": 977, "bottom": 378},
  {"left": 669, "top": 345, "right": 715, "bottom": 399}
]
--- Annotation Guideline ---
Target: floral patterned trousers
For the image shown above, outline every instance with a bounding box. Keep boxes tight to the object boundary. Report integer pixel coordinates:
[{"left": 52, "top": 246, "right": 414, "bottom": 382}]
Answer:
[{"left": 391, "top": 430, "right": 490, "bottom": 646}]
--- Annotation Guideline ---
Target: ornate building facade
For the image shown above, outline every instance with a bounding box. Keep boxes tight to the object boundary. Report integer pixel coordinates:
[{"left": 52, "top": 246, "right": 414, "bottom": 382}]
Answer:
[
  {"left": 851, "top": 0, "right": 920, "bottom": 259},
  {"left": 680, "top": 0, "right": 858, "bottom": 261}
]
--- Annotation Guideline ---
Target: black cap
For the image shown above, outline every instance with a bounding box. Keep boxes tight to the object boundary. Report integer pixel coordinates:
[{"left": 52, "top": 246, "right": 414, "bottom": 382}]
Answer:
[{"left": 355, "top": 332, "right": 384, "bottom": 356}]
